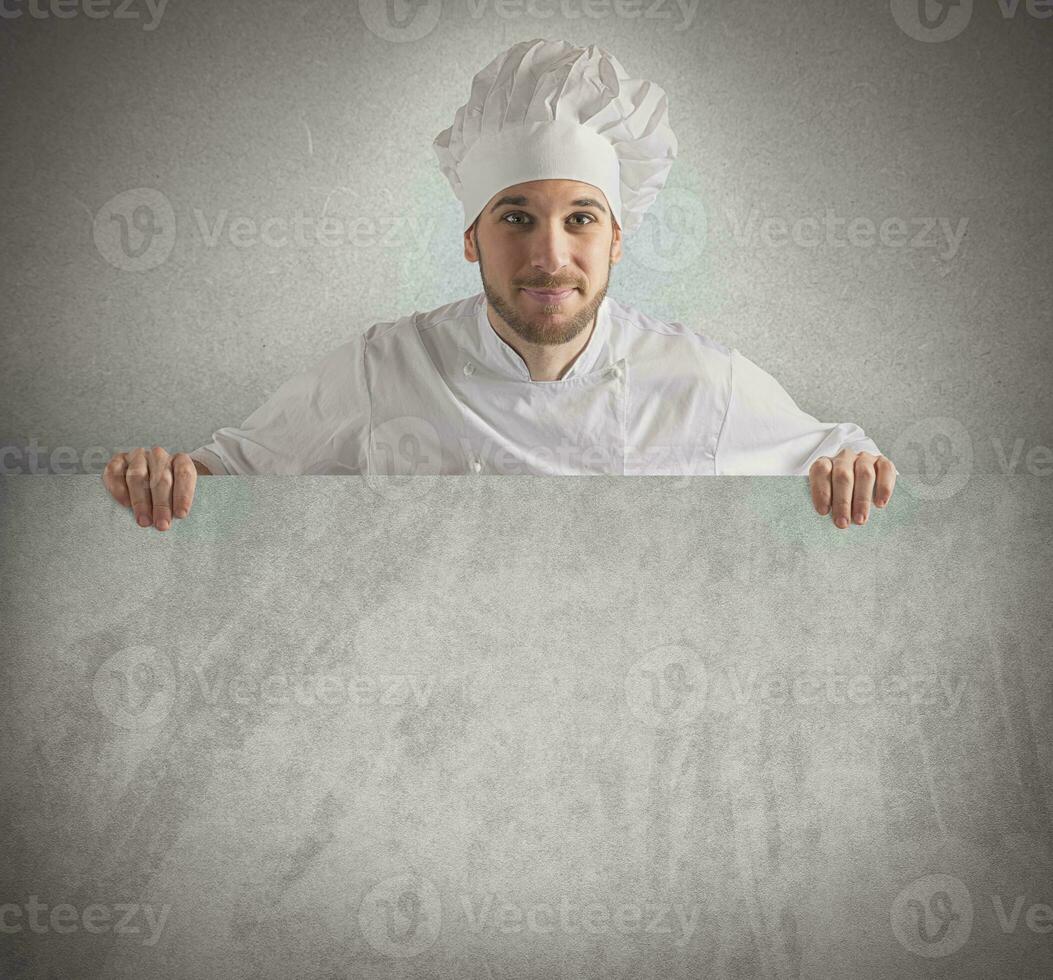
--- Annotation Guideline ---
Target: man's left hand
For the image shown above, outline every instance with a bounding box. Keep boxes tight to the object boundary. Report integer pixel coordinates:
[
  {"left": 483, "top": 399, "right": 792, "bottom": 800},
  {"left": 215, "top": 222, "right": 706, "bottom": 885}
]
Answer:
[{"left": 808, "top": 448, "right": 897, "bottom": 529}]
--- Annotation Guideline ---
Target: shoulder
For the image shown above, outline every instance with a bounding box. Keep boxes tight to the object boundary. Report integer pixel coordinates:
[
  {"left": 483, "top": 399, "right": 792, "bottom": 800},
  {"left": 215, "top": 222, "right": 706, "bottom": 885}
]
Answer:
[
  {"left": 603, "top": 298, "right": 788, "bottom": 397},
  {"left": 605, "top": 295, "right": 730, "bottom": 355},
  {"left": 363, "top": 293, "right": 478, "bottom": 347},
  {"left": 604, "top": 295, "right": 733, "bottom": 374}
]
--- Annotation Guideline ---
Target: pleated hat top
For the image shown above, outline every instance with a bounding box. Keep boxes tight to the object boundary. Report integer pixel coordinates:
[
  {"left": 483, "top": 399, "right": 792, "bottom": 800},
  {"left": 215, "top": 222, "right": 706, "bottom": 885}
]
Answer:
[{"left": 433, "top": 38, "right": 678, "bottom": 236}]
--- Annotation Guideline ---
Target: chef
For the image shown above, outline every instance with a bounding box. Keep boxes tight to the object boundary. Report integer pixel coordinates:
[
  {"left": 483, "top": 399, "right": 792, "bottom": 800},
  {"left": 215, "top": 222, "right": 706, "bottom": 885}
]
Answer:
[{"left": 108, "top": 39, "right": 896, "bottom": 532}]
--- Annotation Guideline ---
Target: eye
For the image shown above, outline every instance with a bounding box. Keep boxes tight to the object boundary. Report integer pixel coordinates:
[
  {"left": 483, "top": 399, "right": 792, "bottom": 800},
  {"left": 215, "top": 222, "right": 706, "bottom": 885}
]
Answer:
[{"left": 501, "top": 212, "right": 597, "bottom": 226}]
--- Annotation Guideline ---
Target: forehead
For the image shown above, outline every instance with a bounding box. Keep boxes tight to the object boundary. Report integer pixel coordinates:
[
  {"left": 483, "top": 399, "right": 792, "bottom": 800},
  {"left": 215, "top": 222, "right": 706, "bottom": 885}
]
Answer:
[{"left": 484, "top": 179, "right": 608, "bottom": 208}]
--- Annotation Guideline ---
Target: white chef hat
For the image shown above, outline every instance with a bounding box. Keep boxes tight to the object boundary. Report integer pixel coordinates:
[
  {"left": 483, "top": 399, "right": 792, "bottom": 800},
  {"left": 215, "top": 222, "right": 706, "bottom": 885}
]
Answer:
[{"left": 433, "top": 38, "right": 677, "bottom": 237}]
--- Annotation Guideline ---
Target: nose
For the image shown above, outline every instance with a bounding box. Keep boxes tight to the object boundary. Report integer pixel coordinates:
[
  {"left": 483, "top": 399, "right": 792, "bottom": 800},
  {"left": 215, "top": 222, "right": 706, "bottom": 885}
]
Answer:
[{"left": 527, "top": 220, "right": 576, "bottom": 285}]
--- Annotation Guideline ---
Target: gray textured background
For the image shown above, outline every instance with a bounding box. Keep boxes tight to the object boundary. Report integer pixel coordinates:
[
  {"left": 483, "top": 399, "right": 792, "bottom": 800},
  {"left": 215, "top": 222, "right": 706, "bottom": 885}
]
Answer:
[
  {"left": 1, "top": 0, "right": 1051, "bottom": 474},
  {"left": 2, "top": 475, "right": 1052, "bottom": 978},
  {"left": 3, "top": 2, "right": 1053, "bottom": 977}
]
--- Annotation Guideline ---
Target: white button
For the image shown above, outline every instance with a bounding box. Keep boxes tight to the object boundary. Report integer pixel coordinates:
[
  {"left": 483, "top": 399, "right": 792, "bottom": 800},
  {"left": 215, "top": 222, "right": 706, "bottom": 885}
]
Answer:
[
  {"left": 470, "top": 458, "right": 482, "bottom": 473},
  {"left": 463, "top": 362, "right": 475, "bottom": 376},
  {"left": 610, "top": 364, "right": 623, "bottom": 381}
]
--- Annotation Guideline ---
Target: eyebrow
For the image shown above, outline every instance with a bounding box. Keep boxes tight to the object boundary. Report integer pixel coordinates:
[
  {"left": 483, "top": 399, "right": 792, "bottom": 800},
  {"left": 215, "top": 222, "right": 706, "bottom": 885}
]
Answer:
[{"left": 489, "top": 195, "right": 608, "bottom": 216}]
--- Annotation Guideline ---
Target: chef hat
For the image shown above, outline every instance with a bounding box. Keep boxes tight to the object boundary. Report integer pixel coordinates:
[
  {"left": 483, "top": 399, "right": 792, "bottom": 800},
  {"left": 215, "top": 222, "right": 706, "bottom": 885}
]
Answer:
[{"left": 433, "top": 38, "right": 677, "bottom": 237}]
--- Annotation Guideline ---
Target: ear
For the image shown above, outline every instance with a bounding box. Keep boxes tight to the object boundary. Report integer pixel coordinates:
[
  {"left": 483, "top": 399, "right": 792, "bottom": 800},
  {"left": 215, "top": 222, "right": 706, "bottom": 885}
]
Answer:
[
  {"left": 609, "top": 219, "right": 623, "bottom": 265},
  {"left": 464, "top": 222, "right": 479, "bottom": 263}
]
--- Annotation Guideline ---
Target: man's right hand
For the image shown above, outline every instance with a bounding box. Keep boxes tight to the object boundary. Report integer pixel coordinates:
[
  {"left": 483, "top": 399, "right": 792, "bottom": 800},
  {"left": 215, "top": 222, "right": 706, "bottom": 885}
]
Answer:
[{"left": 103, "top": 447, "right": 210, "bottom": 531}]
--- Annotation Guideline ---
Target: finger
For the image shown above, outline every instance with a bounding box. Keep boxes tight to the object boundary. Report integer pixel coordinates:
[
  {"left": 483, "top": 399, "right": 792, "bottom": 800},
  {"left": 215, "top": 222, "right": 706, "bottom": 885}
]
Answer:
[
  {"left": 809, "top": 456, "right": 833, "bottom": 515},
  {"left": 148, "top": 446, "right": 174, "bottom": 532},
  {"left": 125, "top": 448, "right": 153, "bottom": 527},
  {"left": 103, "top": 453, "right": 131, "bottom": 507},
  {"left": 874, "top": 456, "right": 897, "bottom": 507},
  {"left": 852, "top": 452, "right": 878, "bottom": 525},
  {"left": 830, "top": 453, "right": 855, "bottom": 529},
  {"left": 171, "top": 452, "right": 198, "bottom": 520}
]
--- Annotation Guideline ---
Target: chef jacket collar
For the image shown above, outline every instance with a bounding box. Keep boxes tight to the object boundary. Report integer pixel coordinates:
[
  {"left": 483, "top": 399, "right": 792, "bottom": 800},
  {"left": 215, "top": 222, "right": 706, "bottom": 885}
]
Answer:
[{"left": 472, "top": 290, "right": 613, "bottom": 384}]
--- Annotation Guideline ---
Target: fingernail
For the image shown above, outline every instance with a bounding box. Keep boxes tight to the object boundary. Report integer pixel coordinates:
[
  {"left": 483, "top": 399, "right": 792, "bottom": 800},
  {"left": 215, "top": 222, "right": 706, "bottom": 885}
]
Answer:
[
  {"left": 156, "top": 519, "right": 169, "bottom": 531},
  {"left": 855, "top": 512, "right": 865, "bottom": 524},
  {"left": 137, "top": 513, "right": 151, "bottom": 527},
  {"left": 836, "top": 517, "right": 848, "bottom": 529}
]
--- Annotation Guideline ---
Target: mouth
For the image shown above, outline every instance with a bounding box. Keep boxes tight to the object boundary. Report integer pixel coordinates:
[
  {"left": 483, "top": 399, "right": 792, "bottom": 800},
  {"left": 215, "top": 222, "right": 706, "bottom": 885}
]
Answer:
[{"left": 521, "top": 287, "right": 577, "bottom": 303}]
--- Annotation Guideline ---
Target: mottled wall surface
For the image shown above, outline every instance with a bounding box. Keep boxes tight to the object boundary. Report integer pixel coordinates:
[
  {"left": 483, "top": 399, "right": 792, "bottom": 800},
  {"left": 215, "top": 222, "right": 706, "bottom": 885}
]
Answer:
[
  {"left": 1, "top": 0, "right": 1051, "bottom": 475},
  {"left": 1, "top": 475, "right": 1050, "bottom": 978},
  {"left": 3, "top": 2, "right": 1051, "bottom": 977}
]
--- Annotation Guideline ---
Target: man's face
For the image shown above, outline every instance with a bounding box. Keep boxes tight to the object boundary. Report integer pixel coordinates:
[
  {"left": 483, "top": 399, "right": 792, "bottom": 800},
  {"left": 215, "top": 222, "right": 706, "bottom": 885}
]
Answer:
[{"left": 463, "top": 179, "right": 623, "bottom": 347}]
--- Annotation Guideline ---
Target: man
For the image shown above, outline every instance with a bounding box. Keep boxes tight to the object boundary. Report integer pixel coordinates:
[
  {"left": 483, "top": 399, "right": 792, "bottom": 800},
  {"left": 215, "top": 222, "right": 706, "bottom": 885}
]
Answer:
[{"left": 104, "top": 38, "right": 896, "bottom": 531}]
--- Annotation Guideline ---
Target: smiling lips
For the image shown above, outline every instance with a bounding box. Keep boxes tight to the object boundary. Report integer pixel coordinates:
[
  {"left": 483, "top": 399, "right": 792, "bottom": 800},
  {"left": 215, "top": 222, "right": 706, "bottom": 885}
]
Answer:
[{"left": 521, "top": 287, "right": 577, "bottom": 303}]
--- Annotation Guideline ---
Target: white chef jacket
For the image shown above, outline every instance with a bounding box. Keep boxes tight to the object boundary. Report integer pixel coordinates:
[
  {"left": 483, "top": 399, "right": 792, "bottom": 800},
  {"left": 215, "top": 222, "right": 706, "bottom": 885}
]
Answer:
[{"left": 188, "top": 291, "right": 881, "bottom": 477}]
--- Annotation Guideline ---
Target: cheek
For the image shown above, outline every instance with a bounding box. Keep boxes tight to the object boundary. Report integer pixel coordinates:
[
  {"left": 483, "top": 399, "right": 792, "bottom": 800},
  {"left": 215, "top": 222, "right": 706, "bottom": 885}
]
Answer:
[
  {"left": 583, "top": 257, "right": 609, "bottom": 282},
  {"left": 483, "top": 245, "right": 517, "bottom": 272}
]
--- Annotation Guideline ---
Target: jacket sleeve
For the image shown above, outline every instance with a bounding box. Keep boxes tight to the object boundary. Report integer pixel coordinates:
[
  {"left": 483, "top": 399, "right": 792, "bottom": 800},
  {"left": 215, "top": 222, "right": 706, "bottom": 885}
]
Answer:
[
  {"left": 714, "top": 347, "right": 882, "bottom": 476},
  {"left": 187, "top": 333, "right": 370, "bottom": 475}
]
